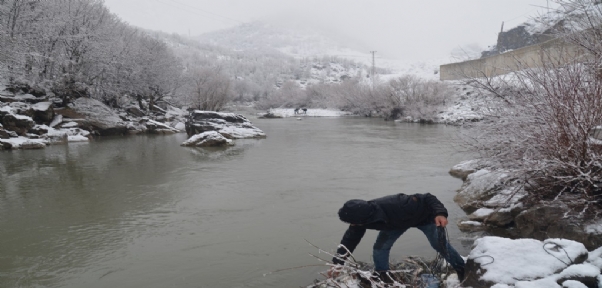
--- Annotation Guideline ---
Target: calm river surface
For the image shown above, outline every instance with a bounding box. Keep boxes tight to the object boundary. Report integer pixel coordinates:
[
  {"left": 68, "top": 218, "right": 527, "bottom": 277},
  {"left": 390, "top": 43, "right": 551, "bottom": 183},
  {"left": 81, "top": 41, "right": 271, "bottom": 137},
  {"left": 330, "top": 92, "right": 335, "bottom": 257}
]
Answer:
[{"left": 0, "top": 116, "right": 472, "bottom": 288}]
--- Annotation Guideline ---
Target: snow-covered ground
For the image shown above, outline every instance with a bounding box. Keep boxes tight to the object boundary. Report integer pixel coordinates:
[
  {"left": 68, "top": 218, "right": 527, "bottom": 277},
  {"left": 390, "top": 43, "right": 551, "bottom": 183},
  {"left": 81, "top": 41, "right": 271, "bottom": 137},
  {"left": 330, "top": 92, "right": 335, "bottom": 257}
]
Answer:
[
  {"left": 469, "top": 237, "right": 601, "bottom": 288},
  {"left": 263, "top": 108, "right": 354, "bottom": 118}
]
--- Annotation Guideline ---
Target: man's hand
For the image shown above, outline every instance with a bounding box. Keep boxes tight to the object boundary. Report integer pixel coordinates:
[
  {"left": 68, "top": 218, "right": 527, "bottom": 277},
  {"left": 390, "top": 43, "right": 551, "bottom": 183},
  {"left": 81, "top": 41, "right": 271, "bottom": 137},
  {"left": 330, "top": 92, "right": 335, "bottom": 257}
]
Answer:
[{"left": 435, "top": 215, "right": 448, "bottom": 227}]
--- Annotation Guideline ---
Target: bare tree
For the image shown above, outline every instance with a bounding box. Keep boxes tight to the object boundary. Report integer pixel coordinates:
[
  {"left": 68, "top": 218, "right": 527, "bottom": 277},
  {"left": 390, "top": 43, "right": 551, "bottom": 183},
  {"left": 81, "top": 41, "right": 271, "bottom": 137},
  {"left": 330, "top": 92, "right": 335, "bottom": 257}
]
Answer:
[{"left": 187, "top": 66, "right": 232, "bottom": 111}]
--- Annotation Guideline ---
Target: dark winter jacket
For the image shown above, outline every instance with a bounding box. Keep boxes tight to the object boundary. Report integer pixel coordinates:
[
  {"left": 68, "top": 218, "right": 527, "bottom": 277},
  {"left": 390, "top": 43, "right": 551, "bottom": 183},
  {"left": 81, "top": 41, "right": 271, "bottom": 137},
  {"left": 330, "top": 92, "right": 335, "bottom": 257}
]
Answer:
[{"left": 332, "top": 193, "right": 448, "bottom": 265}]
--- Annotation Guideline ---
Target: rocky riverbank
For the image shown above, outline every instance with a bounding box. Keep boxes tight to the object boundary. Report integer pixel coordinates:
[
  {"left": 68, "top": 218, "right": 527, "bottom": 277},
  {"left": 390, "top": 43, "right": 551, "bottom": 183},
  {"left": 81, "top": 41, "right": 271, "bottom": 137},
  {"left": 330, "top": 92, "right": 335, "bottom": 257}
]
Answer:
[
  {"left": 0, "top": 81, "right": 185, "bottom": 150},
  {"left": 450, "top": 160, "right": 602, "bottom": 251},
  {"left": 310, "top": 236, "right": 602, "bottom": 288}
]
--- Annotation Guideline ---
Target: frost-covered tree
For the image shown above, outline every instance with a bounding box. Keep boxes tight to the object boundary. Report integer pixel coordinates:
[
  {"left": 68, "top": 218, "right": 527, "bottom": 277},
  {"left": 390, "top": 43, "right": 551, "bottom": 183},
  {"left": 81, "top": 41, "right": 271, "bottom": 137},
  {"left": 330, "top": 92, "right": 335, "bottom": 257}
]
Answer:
[
  {"left": 185, "top": 66, "right": 232, "bottom": 111},
  {"left": 388, "top": 75, "right": 450, "bottom": 120},
  {"left": 0, "top": 0, "right": 183, "bottom": 109},
  {"left": 255, "top": 80, "right": 307, "bottom": 109}
]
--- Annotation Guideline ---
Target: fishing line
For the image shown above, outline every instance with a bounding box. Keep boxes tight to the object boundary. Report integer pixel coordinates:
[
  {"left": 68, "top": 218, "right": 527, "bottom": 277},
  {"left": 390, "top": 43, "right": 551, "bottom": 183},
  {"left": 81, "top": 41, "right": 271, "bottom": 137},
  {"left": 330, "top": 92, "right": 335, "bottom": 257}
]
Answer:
[{"left": 543, "top": 242, "right": 574, "bottom": 266}]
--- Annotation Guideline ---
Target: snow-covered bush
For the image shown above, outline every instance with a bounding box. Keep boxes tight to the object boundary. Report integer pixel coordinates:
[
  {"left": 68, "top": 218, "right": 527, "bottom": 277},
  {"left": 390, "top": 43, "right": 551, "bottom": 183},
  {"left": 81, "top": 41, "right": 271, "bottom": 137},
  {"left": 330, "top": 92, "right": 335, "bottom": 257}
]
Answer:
[
  {"left": 255, "top": 80, "right": 308, "bottom": 109},
  {"left": 1, "top": 0, "right": 182, "bottom": 108},
  {"left": 387, "top": 75, "right": 451, "bottom": 120},
  {"left": 464, "top": 13, "right": 602, "bottom": 215}
]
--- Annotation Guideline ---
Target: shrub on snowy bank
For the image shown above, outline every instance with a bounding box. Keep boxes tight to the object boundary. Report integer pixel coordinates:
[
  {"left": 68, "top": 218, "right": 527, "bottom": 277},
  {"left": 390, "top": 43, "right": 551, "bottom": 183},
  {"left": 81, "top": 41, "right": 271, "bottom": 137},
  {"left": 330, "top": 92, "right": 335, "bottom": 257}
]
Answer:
[
  {"left": 464, "top": 60, "right": 602, "bottom": 214},
  {"left": 255, "top": 75, "right": 452, "bottom": 122}
]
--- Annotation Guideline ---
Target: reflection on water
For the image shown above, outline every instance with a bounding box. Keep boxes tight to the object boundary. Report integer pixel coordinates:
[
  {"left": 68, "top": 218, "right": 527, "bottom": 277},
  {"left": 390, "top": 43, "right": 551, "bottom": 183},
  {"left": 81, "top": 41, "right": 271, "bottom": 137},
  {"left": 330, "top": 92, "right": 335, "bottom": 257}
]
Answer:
[
  {"left": 183, "top": 139, "right": 264, "bottom": 161},
  {"left": 0, "top": 118, "right": 471, "bottom": 288}
]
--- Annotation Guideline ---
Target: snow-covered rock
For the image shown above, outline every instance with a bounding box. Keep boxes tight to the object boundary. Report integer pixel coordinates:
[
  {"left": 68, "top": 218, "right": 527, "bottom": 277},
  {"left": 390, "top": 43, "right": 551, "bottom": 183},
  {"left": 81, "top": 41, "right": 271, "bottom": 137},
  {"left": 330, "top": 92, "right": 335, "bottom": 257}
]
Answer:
[
  {"left": 61, "top": 97, "right": 127, "bottom": 136},
  {"left": 0, "top": 105, "right": 35, "bottom": 135},
  {"left": 185, "top": 110, "right": 266, "bottom": 139},
  {"left": 449, "top": 159, "right": 480, "bottom": 180},
  {"left": 174, "top": 122, "right": 185, "bottom": 131},
  {"left": 31, "top": 101, "right": 54, "bottom": 123},
  {"left": 181, "top": 131, "right": 233, "bottom": 147},
  {"left": 0, "top": 136, "right": 48, "bottom": 149},
  {"left": 45, "top": 126, "right": 90, "bottom": 143},
  {"left": 464, "top": 237, "right": 599, "bottom": 288},
  {"left": 453, "top": 169, "right": 511, "bottom": 212},
  {"left": 457, "top": 220, "right": 485, "bottom": 232},
  {"left": 164, "top": 105, "right": 185, "bottom": 121},
  {"left": 49, "top": 114, "right": 63, "bottom": 127},
  {"left": 145, "top": 119, "right": 179, "bottom": 134}
]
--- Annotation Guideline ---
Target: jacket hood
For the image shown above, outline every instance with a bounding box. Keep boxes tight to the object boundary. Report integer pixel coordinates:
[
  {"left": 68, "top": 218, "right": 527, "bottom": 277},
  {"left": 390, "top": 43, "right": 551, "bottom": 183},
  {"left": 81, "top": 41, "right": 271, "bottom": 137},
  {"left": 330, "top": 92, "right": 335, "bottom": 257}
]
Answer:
[{"left": 338, "top": 199, "right": 386, "bottom": 225}]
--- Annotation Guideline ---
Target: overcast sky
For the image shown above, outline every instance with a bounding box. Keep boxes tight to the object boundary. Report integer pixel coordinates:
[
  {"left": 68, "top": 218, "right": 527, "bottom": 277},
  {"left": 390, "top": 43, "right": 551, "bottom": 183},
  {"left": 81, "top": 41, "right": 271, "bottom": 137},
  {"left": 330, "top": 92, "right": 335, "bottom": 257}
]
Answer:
[{"left": 103, "top": 0, "right": 558, "bottom": 61}]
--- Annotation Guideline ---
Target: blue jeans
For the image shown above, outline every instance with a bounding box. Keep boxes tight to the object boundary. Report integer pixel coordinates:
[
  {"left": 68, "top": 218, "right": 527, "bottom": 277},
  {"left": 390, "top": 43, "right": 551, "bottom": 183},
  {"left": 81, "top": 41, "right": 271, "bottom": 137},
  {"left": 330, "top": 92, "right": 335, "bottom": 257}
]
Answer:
[{"left": 372, "top": 224, "right": 465, "bottom": 272}]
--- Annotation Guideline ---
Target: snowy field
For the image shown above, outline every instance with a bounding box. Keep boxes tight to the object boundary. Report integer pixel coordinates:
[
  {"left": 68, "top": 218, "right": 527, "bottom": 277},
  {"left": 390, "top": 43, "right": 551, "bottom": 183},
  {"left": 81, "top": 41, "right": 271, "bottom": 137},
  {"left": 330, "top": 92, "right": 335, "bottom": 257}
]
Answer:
[{"left": 264, "top": 108, "right": 355, "bottom": 118}]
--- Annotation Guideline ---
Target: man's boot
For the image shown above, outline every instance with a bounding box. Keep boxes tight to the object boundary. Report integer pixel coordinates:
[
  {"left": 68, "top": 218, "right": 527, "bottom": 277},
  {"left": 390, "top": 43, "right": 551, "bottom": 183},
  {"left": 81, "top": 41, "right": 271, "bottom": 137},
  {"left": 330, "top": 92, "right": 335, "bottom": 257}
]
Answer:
[{"left": 377, "top": 271, "right": 395, "bottom": 284}]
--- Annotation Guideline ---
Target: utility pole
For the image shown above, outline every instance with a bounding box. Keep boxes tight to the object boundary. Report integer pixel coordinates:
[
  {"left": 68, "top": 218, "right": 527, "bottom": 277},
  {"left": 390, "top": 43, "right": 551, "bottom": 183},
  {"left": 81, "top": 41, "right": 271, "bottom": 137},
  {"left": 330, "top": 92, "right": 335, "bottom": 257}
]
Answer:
[{"left": 370, "top": 51, "right": 377, "bottom": 89}]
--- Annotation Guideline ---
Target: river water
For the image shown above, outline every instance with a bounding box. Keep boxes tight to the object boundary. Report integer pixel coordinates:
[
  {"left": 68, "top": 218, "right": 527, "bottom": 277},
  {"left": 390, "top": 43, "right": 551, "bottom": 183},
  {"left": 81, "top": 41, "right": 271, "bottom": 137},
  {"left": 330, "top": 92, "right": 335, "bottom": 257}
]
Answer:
[{"left": 0, "top": 116, "right": 472, "bottom": 288}]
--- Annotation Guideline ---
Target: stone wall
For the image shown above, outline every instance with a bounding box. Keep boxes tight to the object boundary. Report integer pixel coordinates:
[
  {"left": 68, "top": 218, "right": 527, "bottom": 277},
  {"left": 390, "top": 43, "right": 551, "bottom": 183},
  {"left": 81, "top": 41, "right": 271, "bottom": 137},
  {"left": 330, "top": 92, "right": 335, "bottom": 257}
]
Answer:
[{"left": 440, "top": 38, "right": 586, "bottom": 81}]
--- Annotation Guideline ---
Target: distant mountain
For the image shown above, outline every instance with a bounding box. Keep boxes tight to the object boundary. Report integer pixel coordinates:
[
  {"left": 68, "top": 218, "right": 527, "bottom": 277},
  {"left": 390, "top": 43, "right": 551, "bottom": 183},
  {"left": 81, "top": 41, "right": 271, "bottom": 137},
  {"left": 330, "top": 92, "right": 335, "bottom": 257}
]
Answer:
[
  {"left": 194, "top": 21, "right": 443, "bottom": 81},
  {"left": 145, "top": 27, "right": 375, "bottom": 105},
  {"left": 195, "top": 21, "right": 369, "bottom": 61}
]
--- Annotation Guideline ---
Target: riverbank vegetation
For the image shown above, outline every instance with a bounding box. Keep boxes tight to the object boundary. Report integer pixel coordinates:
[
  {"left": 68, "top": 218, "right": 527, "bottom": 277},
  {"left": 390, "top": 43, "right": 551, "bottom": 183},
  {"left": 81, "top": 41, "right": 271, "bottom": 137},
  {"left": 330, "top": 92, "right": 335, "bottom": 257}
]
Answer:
[
  {"left": 255, "top": 75, "right": 452, "bottom": 121},
  {"left": 0, "top": 0, "right": 453, "bottom": 124},
  {"left": 462, "top": 0, "right": 602, "bottom": 216},
  {"left": 1, "top": 0, "right": 182, "bottom": 109}
]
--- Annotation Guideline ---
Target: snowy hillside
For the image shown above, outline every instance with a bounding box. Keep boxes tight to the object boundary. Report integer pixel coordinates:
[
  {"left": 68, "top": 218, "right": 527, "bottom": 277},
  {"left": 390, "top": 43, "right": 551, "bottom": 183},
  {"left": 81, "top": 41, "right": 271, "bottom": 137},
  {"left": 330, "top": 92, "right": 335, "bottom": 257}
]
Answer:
[
  {"left": 196, "top": 21, "right": 362, "bottom": 59},
  {"left": 196, "top": 21, "right": 445, "bottom": 82}
]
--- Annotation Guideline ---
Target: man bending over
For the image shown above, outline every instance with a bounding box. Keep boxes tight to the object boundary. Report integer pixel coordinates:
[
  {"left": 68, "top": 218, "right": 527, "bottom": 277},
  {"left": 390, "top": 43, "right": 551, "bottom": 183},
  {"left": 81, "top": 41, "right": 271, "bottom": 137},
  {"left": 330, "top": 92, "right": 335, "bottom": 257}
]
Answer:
[{"left": 330, "top": 193, "right": 465, "bottom": 283}]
